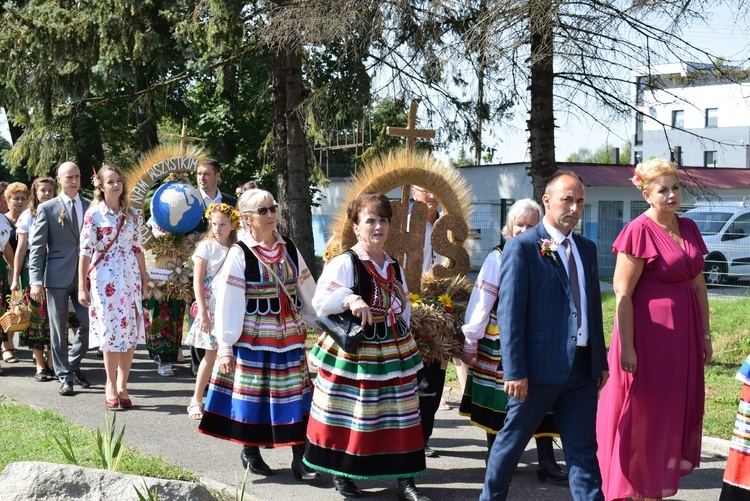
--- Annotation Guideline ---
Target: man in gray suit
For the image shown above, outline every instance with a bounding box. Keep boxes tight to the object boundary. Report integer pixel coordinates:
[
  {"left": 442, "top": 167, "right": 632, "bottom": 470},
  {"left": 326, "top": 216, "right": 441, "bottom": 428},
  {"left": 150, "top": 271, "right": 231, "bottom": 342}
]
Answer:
[{"left": 29, "top": 162, "right": 91, "bottom": 396}]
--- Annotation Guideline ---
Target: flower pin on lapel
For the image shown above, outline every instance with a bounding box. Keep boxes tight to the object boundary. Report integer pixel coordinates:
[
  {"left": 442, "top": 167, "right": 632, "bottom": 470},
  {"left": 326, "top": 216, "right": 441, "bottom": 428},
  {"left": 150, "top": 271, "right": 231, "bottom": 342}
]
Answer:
[{"left": 538, "top": 239, "right": 560, "bottom": 266}]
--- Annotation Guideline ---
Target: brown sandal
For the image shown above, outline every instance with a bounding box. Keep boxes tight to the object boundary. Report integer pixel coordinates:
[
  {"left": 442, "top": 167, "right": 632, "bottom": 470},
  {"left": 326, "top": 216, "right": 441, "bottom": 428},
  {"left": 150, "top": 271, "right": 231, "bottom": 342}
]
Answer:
[{"left": 2, "top": 350, "right": 18, "bottom": 364}]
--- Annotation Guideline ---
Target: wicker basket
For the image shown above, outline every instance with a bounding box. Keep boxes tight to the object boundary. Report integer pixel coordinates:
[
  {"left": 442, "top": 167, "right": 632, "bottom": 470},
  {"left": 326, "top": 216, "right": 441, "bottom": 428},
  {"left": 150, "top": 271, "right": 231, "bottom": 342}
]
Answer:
[{"left": 0, "top": 308, "right": 31, "bottom": 333}]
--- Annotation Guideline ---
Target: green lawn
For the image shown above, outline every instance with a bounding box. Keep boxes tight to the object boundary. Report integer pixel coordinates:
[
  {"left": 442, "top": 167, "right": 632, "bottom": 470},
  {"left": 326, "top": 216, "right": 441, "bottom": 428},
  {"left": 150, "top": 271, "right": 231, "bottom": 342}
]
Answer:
[{"left": 0, "top": 396, "right": 196, "bottom": 481}]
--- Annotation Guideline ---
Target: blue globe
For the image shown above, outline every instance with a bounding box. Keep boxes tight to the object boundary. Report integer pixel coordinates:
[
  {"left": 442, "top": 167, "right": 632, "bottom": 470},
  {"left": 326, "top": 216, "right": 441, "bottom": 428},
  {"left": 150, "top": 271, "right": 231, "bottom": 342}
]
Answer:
[{"left": 150, "top": 182, "right": 204, "bottom": 234}]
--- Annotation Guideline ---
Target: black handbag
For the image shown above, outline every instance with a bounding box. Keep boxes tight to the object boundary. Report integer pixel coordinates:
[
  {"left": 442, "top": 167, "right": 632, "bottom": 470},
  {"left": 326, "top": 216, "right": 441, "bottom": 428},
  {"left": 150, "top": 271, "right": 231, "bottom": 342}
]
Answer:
[{"left": 316, "top": 311, "right": 365, "bottom": 354}]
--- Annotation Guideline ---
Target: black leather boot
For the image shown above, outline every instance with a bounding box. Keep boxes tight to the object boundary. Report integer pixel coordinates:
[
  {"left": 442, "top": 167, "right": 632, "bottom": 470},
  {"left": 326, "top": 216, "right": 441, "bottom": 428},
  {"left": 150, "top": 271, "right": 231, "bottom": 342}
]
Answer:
[
  {"left": 397, "top": 477, "right": 430, "bottom": 501},
  {"left": 535, "top": 436, "right": 567, "bottom": 482},
  {"left": 333, "top": 476, "right": 362, "bottom": 498},
  {"left": 240, "top": 445, "right": 274, "bottom": 476},
  {"left": 291, "top": 444, "right": 320, "bottom": 481}
]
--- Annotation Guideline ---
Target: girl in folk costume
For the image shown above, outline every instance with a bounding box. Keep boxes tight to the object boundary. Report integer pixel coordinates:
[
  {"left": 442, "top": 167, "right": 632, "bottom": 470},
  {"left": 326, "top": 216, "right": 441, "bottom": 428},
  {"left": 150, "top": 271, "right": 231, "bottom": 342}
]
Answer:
[
  {"left": 305, "top": 193, "right": 430, "bottom": 501},
  {"left": 185, "top": 202, "right": 239, "bottom": 419},
  {"left": 78, "top": 165, "right": 148, "bottom": 409},
  {"left": 198, "top": 189, "right": 320, "bottom": 483}
]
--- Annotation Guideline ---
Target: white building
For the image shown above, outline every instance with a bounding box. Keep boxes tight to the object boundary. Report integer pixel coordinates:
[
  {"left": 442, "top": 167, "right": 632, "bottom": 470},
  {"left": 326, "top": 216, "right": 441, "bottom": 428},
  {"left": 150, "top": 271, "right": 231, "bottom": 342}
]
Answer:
[
  {"left": 313, "top": 163, "right": 750, "bottom": 278},
  {"left": 632, "top": 62, "right": 750, "bottom": 168}
]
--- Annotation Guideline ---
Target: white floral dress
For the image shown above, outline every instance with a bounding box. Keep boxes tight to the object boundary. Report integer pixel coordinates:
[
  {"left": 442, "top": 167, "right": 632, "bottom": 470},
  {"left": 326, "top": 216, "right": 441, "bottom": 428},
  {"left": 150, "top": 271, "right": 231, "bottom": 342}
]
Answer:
[
  {"left": 79, "top": 203, "right": 145, "bottom": 352},
  {"left": 184, "top": 239, "right": 228, "bottom": 350}
]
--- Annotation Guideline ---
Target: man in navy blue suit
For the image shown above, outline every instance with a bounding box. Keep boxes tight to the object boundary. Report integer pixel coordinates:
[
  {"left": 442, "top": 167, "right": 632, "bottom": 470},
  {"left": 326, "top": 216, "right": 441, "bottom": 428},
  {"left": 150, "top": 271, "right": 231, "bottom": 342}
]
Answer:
[{"left": 480, "top": 171, "right": 609, "bottom": 501}]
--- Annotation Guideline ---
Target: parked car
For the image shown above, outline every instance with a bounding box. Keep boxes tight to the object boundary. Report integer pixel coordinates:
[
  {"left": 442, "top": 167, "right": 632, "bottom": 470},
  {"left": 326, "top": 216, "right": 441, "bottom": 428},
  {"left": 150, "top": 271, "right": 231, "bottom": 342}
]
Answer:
[{"left": 682, "top": 201, "right": 750, "bottom": 286}]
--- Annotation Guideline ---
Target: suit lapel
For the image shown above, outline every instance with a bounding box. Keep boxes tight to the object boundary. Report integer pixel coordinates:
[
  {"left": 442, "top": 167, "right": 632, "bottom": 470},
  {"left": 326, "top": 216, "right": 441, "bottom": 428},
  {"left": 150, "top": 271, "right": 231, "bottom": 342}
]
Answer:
[
  {"left": 535, "top": 225, "right": 572, "bottom": 297},
  {"left": 59, "top": 197, "right": 79, "bottom": 239}
]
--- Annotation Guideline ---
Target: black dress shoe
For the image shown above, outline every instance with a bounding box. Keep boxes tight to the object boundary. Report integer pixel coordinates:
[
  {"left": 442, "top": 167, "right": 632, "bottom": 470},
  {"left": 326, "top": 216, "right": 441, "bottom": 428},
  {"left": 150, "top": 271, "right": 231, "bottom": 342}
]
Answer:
[
  {"left": 240, "top": 446, "right": 274, "bottom": 476},
  {"left": 397, "top": 478, "right": 430, "bottom": 501},
  {"left": 34, "top": 371, "right": 48, "bottom": 382},
  {"left": 73, "top": 370, "right": 91, "bottom": 388},
  {"left": 424, "top": 445, "right": 439, "bottom": 458},
  {"left": 333, "top": 476, "right": 362, "bottom": 498},
  {"left": 59, "top": 382, "right": 74, "bottom": 396}
]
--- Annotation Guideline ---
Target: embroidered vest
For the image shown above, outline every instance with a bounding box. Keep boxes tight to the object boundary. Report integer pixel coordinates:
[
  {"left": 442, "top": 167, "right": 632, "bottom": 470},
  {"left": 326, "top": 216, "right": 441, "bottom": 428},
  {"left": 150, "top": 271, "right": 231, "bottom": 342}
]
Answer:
[
  {"left": 236, "top": 237, "right": 303, "bottom": 315},
  {"left": 344, "top": 250, "right": 409, "bottom": 340}
]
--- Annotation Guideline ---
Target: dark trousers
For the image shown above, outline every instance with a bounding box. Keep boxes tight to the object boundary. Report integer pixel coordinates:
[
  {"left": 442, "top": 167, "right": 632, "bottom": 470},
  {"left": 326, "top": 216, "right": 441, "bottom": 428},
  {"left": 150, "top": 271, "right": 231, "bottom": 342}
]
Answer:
[
  {"left": 480, "top": 348, "right": 603, "bottom": 501},
  {"left": 417, "top": 361, "right": 447, "bottom": 443}
]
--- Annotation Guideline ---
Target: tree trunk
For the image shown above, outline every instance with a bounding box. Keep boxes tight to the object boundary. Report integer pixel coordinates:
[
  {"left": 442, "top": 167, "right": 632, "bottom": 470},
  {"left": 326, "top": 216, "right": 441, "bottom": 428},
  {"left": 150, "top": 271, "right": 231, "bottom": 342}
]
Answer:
[
  {"left": 218, "top": 60, "right": 237, "bottom": 166},
  {"left": 527, "top": 0, "right": 556, "bottom": 203},
  {"left": 71, "top": 102, "right": 104, "bottom": 186},
  {"left": 273, "top": 46, "right": 317, "bottom": 278}
]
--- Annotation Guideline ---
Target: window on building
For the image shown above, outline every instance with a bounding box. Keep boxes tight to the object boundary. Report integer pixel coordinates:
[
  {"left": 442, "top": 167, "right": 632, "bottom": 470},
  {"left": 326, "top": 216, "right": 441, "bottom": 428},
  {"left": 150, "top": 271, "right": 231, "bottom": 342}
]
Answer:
[
  {"left": 672, "top": 110, "right": 684, "bottom": 129},
  {"left": 705, "top": 108, "right": 718, "bottom": 128},
  {"left": 634, "top": 151, "right": 643, "bottom": 164},
  {"left": 635, "top": 76, "right": 648, "bottom": 106},
  {"left": 704, "top": 151, "right": 718, "bottom": 168},
  {"left": 635, "top": 112, "right": 644, "bottom": 145}
]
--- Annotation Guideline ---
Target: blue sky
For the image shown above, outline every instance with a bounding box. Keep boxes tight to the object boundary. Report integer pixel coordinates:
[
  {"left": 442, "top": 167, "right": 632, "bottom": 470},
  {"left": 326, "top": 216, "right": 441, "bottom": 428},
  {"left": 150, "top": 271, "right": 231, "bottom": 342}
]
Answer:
[{"left": 438, "top": 3, "right": 749, "bottom": 164}]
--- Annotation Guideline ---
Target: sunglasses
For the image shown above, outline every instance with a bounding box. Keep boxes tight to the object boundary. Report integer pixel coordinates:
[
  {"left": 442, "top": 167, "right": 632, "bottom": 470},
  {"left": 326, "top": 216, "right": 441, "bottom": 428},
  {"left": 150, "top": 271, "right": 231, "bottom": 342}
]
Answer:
[{"left": 245, "top": 204, "right": 279, "bottom": 216}]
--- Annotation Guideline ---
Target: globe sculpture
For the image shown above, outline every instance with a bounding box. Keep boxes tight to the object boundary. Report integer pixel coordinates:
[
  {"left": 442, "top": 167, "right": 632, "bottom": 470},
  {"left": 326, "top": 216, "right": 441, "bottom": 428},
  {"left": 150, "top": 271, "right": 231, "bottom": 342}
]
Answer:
[{"left": 150, "top": 181, "right": 204, "bottom": 234}]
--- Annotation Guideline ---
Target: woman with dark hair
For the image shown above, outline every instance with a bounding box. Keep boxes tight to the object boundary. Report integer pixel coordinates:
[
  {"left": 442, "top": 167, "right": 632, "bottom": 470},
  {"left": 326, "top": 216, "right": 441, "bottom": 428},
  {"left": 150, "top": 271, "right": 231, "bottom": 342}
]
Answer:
[
  {"left": 78, "top": 165, "right": 147, "bottom": 408},
  {"left": 198, "top": 188, "right": 320, "bottom": 483},
  {"left": 305, "top": 193, "right": 429, "bottom": 501},
  {"left": 11, "top": 177, "right": 56, "bottom": 379}
]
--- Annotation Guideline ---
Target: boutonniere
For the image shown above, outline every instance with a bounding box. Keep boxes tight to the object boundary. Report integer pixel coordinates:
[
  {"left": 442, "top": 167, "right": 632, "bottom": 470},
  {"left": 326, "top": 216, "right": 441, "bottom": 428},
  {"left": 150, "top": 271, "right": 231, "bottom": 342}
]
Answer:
[
  {"left": 58, "top": 208, "right": 65, "bottom": 228},
  {"left": 538, "top": 239, "right": 560, "bottom": 266}
]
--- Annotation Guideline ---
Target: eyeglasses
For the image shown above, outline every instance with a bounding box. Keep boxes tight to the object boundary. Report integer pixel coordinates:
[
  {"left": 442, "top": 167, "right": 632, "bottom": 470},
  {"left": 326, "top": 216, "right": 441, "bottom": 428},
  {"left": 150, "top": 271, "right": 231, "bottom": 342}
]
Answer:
[{"left": 244, "top": 204, "right": 279, "bottom": 216}]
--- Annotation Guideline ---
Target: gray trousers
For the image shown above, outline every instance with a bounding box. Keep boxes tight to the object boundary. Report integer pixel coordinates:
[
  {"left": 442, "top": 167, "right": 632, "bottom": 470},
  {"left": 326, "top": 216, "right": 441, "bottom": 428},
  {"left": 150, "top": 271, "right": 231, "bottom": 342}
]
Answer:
[{"left": 46, "top": 283, "right": 89, "bottom": 384}]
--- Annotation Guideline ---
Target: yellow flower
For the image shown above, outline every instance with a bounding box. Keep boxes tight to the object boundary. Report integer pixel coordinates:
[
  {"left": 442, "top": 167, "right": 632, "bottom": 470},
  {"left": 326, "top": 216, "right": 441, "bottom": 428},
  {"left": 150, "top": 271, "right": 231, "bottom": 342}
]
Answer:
[
  {"left": 409, "top": 292, "right": 423, "bottom": 305},
  {"left": 438, "top": 294, "right": 453, "bottom": 307}
]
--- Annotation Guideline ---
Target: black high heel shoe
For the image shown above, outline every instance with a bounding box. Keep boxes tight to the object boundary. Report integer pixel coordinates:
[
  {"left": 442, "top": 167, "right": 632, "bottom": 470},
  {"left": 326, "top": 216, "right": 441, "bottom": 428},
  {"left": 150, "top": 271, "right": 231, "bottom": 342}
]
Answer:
[
  {"left": 291, "top": 444, "right": 319, "bottom": 481},
  {"left": 240, "top": 445, "right": 274, "bottom": 476}
]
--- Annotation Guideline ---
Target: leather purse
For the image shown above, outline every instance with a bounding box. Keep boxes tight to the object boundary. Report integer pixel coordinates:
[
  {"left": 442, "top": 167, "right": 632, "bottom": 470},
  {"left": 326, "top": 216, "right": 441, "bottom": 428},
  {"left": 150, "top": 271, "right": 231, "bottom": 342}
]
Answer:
[{"left": 316, "top": 311, "right": 365, "bottom": 354}]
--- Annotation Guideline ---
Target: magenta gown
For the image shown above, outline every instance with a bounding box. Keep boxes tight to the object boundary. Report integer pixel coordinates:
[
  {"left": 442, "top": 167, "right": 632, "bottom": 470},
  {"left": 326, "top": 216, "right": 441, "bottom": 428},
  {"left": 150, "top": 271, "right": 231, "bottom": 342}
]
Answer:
[{"left": 596, "top": 213, "right": 708, "bottom": 500}]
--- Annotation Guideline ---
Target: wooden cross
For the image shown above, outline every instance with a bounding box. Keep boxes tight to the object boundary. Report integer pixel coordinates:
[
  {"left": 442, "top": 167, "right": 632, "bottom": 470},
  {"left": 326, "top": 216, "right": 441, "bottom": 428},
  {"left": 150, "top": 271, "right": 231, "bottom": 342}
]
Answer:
[
  {"left": 163, "top": 118, "right": 204, "bottom": 154},
  {"left": 386, "top": 101, "right": 436, "bottom": 153}
]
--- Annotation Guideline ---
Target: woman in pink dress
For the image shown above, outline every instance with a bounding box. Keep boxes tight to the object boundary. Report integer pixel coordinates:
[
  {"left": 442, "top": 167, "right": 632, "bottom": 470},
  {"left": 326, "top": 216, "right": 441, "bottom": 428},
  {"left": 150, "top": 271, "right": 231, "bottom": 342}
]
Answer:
[{"left": 596, "top": 157, "right": 712, "bottom": 500}]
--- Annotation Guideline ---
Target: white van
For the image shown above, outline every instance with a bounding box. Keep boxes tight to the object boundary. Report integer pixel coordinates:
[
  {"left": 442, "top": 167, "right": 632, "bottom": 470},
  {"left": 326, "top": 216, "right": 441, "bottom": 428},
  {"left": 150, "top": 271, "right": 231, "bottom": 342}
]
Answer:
[{"left": 682, "top": 200, "right": 750, "bottom": 286}]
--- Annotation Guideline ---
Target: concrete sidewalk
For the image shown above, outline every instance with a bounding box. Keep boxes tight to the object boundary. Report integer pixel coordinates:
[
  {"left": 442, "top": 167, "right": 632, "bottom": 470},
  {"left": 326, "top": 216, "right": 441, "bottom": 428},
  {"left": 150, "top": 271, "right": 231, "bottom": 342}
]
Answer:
[{"left": 0, "top": 345, "right": 730, "bottom": 500}]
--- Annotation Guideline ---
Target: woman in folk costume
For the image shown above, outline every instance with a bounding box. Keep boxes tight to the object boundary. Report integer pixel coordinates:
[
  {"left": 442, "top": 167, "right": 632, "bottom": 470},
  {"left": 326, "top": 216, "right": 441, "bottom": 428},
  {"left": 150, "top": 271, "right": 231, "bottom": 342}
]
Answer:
[
  {"left": 198, "top": 188, "right": 320, "bottom": 482},
  {"left": 305, "top": 192, "right": 429, "bottom": 501}
]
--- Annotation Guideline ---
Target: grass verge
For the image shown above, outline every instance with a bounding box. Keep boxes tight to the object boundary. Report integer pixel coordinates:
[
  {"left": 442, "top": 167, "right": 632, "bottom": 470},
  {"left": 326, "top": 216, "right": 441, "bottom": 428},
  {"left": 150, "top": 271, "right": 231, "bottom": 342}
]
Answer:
[{"left": 0, "top": 395, "right": 196, "bottom": 481}]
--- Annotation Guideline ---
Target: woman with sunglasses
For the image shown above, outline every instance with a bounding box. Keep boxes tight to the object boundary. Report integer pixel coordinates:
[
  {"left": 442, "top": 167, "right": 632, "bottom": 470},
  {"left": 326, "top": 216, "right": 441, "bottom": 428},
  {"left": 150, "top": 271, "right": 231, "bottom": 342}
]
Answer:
[{"left": 198, "top": 189, "right": 321, "bottom": 483}]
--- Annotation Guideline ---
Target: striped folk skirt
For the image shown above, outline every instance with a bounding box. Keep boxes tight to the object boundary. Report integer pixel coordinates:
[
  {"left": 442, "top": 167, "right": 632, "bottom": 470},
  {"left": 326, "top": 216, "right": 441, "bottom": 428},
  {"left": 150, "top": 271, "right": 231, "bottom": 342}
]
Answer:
[
  {"left": 304, "top": 327, "right": 427, "bottom": 480},
  {"left": 458, "top": 315, "right": 558, "bottom": 437},
  {"left": 721, "top": 384, "right": 750, "bottom": 500},
  {"left": 198, "top": 342, "right": 312, "bottom": 447}
]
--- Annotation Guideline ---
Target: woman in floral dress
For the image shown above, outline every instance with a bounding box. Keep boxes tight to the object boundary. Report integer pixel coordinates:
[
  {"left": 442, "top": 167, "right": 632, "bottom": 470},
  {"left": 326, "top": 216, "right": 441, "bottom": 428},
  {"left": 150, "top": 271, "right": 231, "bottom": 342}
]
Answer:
[
  {"left": 78, "top": 165, "right": 147, "bottom": 409},
  {"left": 11, "top": 177, "right": 56, "bottom": 380}
]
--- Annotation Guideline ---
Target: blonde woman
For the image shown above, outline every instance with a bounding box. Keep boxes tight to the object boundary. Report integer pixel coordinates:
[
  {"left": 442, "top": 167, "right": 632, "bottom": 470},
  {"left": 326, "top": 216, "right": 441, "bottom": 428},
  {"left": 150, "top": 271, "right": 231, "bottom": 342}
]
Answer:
[{"left": 597, "top": 158, "right": 711, "bottom": 500}]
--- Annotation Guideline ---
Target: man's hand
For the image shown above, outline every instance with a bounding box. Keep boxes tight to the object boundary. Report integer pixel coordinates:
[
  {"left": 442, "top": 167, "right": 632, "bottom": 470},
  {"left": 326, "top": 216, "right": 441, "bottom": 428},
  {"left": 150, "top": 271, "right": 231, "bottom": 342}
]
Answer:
[
  {"left": 504, "top": 378, "right": 528, "bottom": 403},
  {"left": 30, "top": 284, "right": 44, "bottom": 302},
  {"left": 597, "top": 371, "right": 609, "bottom": 391}
]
